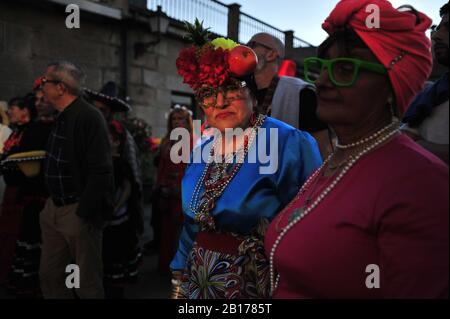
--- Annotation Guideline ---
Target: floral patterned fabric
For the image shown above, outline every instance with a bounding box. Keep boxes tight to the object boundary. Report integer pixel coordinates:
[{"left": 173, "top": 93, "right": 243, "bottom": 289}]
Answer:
[{"left": 180, "top": 223, "right": 270, "bottom": 299}]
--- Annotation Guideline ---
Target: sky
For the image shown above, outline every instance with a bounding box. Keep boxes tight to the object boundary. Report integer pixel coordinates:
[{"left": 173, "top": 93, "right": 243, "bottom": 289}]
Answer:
[{"left": 220, "top": 0, "right": 444, "bottom": 46}]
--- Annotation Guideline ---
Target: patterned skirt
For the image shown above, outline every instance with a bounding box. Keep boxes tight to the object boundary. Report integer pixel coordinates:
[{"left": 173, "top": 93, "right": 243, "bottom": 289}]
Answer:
[{"left": 180, "top": 231, "right": 270, "bottom": 299}]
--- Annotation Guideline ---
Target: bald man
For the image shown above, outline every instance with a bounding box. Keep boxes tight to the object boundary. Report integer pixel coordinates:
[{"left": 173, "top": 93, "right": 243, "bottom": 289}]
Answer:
[{"left": 247, "top": 32, "right": 331, "bottom": 158}]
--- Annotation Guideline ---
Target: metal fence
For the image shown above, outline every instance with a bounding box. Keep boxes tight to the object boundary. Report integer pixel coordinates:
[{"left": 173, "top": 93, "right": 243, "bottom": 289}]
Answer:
[
  {"left": 239, "top": 12, "right": 286, "bottom": 45},
  {"left": 147, "top": 0, "right": 313, "bottom": 48},
  {"left": 294, "top": 36, "right": 313, "bottom": 48},
  {"left": 148, "top": 0, "right": 229, "bottom": 37}
]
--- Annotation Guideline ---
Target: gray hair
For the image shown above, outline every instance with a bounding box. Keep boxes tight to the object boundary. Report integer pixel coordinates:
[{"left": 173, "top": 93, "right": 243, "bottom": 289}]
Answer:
[{"left": 47, "top": 61, "right": 85, "bottom": 96}]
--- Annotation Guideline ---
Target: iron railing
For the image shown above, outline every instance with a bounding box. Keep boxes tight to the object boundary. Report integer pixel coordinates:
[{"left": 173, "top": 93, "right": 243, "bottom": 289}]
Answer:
[
  {"left": 147, "top": 0, "right": 313, "bottom": 48},
  {"left": 148, "top": 0, "right": 228, "bottom": 37},
  {"left": 239, "top": 12, "right": 285, "bottom": 45},
  {"left": 294, "top": 36, "right": 313, "bottom": 48}
]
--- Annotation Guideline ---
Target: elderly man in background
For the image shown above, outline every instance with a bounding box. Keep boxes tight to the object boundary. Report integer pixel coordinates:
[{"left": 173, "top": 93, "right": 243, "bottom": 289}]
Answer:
[
  {"left": 247, "top": 32, "right": 332, "bottom": 158},
  {"left": 39, "top": 61, "right": 114, "bottom": 299}
]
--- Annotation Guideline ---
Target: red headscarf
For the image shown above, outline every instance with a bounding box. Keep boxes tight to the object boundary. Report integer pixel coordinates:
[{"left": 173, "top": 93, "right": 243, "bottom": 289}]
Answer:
[{"left": 322, "top": 0, "right": 433, "bottom": 115}]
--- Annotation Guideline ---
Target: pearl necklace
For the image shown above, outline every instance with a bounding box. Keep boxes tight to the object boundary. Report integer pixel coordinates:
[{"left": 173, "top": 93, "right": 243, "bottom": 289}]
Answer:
[
  {"left": 269, "top": 122, "right": 400, "bottom": 296},
  {"left": 189, "top": 114, "right": 267, "bottom": 228},
  {"left": 335, "top": 119, "right": 399, "bottom": 149}
]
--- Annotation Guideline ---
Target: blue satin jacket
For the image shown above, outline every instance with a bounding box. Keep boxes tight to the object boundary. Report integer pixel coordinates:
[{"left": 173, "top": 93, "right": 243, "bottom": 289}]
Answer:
[{"left": 170, "top": 117, "right": 322, "bottom": 270}]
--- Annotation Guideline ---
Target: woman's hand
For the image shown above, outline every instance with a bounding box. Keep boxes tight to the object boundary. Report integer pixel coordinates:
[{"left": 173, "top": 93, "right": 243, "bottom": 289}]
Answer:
[{"left": 170, "top": 270, "right": 183, "bottom": 299}]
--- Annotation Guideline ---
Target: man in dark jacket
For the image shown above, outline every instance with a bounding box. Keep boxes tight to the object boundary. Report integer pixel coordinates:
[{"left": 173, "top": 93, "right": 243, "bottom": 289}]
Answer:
[{"left": 39, "top": 61, "right": 114, "bottom": 298}]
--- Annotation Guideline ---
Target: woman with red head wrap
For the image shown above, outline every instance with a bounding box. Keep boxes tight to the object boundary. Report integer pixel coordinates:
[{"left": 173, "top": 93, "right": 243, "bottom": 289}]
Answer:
[
  {"left": 321, "top": 0, "right": 433, "bottom": 115},
  {"left": 265, "top": 0, "right": 449, "bottom": 298}
]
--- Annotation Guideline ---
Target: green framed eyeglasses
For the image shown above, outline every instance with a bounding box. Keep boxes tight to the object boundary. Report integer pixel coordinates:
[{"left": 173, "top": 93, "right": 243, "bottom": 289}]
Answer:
[{"left": 303, "top": 57, "right": 387, "bottom": 87}]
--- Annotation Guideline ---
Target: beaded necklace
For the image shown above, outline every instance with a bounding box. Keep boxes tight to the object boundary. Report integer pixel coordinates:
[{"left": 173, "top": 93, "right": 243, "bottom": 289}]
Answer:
[
  {"left": 335, "top": 120, "right": 398, "bottom": 149},
  {"left": 189, "top": 114, "right": 267, "bottom": 231},
  {"left": 269, "top": 121, "right": 400, "bottom": 296},
  {"left": 274, "top": 154, "right": 350, "bottom": 232}
]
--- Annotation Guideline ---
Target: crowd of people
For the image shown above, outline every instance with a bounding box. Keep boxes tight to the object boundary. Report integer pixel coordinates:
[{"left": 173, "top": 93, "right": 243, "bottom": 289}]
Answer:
[{"left": 0, "top": 0, "right": 448, "bottom": 299}]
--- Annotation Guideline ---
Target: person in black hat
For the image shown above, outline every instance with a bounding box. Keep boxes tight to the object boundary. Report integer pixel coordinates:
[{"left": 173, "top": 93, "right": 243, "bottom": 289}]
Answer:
[
  {"left": 84, "top": 81, "right": 131, "bottom": 121},
  {"left": 85, "top": 82, "right": 144, "bottom": 299}
]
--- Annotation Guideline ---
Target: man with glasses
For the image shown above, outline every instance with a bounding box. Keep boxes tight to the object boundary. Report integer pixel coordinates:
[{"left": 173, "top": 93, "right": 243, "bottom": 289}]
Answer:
[
  {"left": 401, "top": 3, "right": 449, "bottom": 165},
  {"left": 39, "top": 61, "right": 114, "bottom": 298},
  {"left": 247, "top": 32, "right": 331, "bottom": 158}
]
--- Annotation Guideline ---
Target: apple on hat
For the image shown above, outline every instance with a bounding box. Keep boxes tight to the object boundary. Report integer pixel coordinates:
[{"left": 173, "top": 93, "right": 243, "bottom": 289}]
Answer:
[
  {"left": 211, "top": 37, "right": 258, "bottom": 78},
  {"left": 228, "top": 45, "right": 258, "bottom": 77}
]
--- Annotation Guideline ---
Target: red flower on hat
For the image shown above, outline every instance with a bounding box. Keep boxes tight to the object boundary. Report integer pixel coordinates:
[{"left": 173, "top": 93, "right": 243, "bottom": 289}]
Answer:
[
  {"left": 198, "top": 47, "right": 230, "bottom": 88},
  {"left": 176, "top": 46, "right": 201, "bottom": 89},
  {"left": 176, "top": 45, "right": 232, "bottom": 90}
]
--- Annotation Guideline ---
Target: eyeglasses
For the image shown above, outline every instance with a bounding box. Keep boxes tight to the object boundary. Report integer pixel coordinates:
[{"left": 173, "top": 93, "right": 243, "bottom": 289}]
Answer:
[
  {"left": 197, "top": 85, "right": 247, "bottom": 109},
  {"left": 303, "top": 57, "right": 387, "bottom": 87},
  {"left": 246, "top": 41, "right": 273, "bottom": 51},
  {"left": 41, "top": 77, "right": 62, "bottom": 86}
]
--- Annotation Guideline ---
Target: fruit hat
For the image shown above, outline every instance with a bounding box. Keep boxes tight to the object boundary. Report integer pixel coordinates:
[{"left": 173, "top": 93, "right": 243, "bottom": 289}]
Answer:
[{"left": 176, "top": 19, "right": 258, "bottom": 95}]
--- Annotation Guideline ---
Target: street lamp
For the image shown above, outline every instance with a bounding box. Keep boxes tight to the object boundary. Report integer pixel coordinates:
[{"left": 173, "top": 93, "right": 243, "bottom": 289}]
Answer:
[{"left": 134, "top": 5, "right": 170, "bottom": 59}]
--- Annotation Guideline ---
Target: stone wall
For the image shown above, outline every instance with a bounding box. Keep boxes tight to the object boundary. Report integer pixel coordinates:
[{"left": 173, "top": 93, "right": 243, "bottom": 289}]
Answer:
[{"left": 0, "top": 0, "right": 193, "bottom": 137}]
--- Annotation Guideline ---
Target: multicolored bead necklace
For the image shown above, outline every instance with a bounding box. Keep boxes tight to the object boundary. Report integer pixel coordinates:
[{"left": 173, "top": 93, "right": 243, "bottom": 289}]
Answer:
[{"left": 189, "top": 114, "right": 266, "bottom": 231}]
